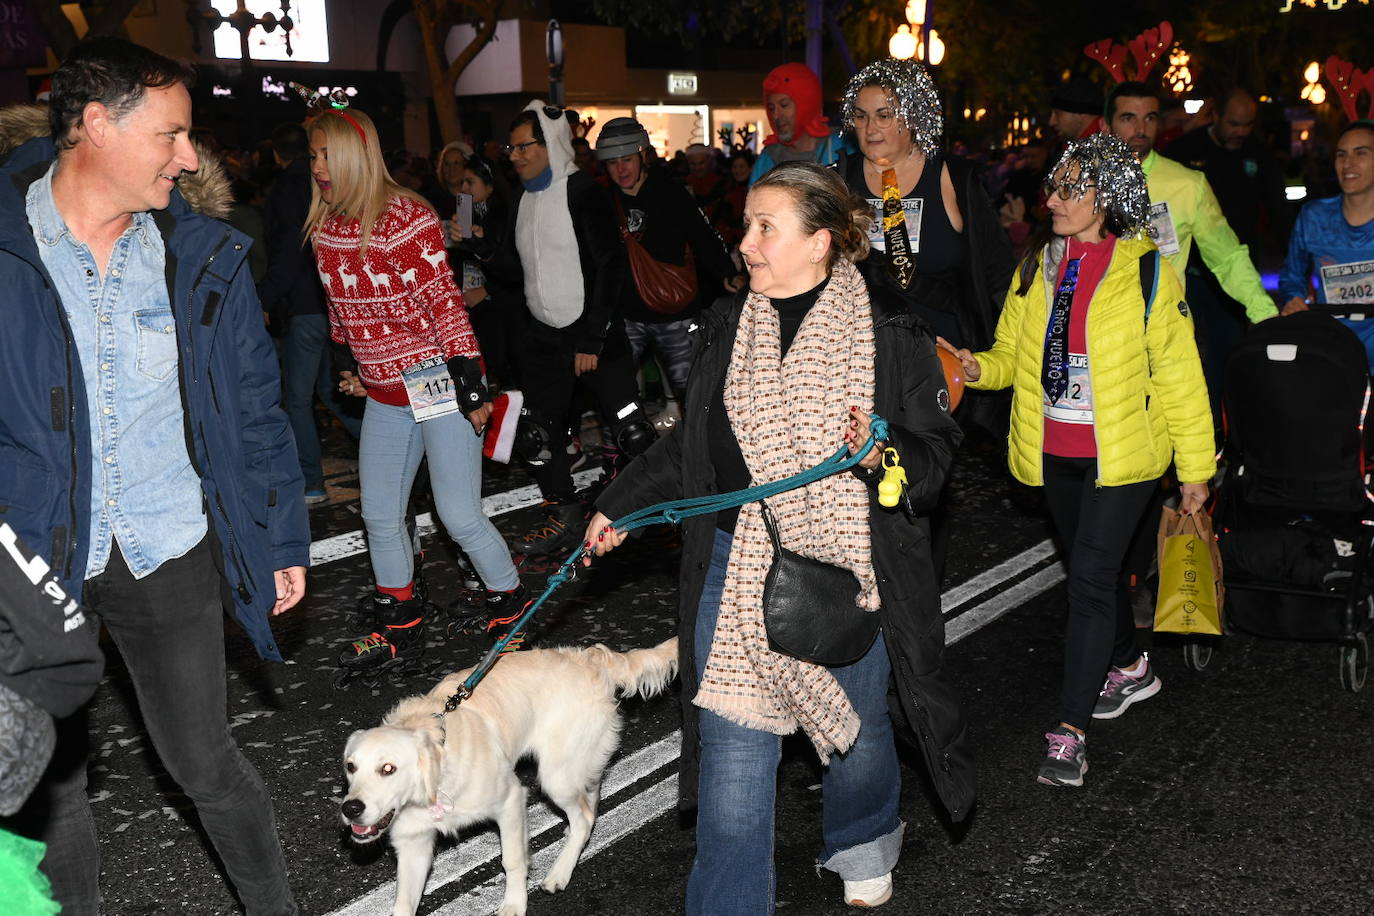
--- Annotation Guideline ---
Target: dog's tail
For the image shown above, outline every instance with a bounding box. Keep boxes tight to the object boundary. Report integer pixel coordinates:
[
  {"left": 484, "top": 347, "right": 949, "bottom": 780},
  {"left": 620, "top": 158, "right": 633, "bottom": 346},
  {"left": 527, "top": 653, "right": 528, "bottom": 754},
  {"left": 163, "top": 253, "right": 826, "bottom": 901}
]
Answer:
[{"left": 585, "top": 637, "right": 679, "bottom": 700}]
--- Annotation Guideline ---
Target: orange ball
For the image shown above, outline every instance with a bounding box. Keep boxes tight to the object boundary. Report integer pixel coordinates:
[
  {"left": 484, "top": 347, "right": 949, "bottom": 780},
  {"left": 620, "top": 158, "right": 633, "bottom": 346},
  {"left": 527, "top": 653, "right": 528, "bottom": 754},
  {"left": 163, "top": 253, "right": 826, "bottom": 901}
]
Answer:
[{"left": 937, "top": 346, "right": 966, "bottom": 413}]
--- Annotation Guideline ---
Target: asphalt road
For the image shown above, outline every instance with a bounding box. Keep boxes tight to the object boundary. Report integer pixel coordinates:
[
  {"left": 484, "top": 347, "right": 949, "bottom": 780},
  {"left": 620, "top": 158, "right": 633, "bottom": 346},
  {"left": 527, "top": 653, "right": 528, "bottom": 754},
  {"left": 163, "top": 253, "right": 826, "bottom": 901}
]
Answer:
[{"left": 67, "top": 442, "right": 1374, "bottom": 915}]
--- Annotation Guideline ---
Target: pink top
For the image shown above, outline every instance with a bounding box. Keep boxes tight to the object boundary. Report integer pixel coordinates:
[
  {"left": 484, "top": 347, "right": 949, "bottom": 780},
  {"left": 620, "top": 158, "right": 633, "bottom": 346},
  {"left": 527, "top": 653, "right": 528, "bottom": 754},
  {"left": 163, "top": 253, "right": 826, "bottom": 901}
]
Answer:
[{"left": 1043, "top": 234, "right": 1116, "bottom": 458}]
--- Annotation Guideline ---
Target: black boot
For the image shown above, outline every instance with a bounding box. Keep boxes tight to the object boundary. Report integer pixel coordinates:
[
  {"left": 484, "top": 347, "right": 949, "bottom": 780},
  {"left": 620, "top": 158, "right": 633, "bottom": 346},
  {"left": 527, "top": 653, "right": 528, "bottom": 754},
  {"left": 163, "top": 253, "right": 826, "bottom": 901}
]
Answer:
[
  {"left": 447, "top": 584, "right": 530, "bottom": 638},
  {"left": 336, "top": 593, "right": 428, "bottom": 683},
  {"left": 513, "top": 497, "right": 585, "bottom": 557}
]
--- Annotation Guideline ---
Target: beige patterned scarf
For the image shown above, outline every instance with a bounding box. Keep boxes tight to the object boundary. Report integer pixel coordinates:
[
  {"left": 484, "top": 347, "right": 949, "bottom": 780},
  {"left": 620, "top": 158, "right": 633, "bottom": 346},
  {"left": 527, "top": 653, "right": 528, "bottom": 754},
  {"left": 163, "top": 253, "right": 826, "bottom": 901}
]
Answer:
[{"left": 694, "top": 258, "right": 880, "bottom": 762}]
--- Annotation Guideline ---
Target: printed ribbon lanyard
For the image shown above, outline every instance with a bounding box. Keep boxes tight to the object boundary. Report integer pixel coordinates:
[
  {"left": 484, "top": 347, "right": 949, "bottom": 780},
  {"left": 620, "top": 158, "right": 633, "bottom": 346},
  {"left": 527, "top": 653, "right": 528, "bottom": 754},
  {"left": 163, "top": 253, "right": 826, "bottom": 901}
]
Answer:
[
  {"left": 881, "top": 168, "right": 915, "bottom": 289},
  {"left": 1042, "top": 258, "right": 1082, "bottom": 404}
]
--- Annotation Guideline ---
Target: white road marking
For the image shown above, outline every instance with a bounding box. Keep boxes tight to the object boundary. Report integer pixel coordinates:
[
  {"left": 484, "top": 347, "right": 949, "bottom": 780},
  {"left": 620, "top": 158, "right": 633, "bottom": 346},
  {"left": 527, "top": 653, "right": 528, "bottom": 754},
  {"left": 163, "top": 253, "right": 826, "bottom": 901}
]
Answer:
[
  {"left": 309, "top": 468, "right": 604, "bottom": 566},
  {"left": 433, "top": 776, "right": 679, "bottom": 915},
  {"left": 941, "top": 538, "right": 1056, "bottom": 614},
  {"left": 946, "top": 563, "right": 1066, "bottom": 645}
]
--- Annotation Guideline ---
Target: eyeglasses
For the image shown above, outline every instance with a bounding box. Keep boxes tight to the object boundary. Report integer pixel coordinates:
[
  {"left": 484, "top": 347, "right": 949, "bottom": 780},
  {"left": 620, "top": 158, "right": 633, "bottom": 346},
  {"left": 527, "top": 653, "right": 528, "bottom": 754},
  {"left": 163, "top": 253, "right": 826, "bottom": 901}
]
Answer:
[
  {"left": 503, "top": 139, "right": 543, "bottom": 156},
  {"left": 1042, "top": 177, "right": 1098, "bottom": 200},
  {"left": 851, "top": 109, "right": 897, "bottom": 130}
]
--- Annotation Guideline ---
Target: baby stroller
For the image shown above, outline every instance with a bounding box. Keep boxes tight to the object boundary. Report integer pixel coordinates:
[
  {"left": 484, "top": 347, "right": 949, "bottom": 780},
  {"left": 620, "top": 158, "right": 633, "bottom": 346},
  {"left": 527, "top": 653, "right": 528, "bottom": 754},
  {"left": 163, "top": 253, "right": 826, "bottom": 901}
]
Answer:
[{"left": 1214, "top": 310, "right": 1374, "bottom": 692}]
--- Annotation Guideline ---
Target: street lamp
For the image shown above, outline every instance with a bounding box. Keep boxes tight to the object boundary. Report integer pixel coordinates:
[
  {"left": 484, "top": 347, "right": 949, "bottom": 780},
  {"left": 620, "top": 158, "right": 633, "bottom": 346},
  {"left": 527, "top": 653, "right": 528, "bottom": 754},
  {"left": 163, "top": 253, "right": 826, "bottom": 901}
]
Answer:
[
  {"left": 888, "top": 1, "right": 944, "bottom": 65},
  {"left": 927, "top": 29, "right": 945, "bottom": 65},
  {"left": 185, "top": 1, "right": 295, "bottom": 64},
  {"left": 889, "top": 25, "right": 918, "bottom": 60},
  {"left": 1300, "top": 61, "right": 1327, "bottom": 105},
  {"left": 547, "top": 19, "right": 566, "bottom": 108}
]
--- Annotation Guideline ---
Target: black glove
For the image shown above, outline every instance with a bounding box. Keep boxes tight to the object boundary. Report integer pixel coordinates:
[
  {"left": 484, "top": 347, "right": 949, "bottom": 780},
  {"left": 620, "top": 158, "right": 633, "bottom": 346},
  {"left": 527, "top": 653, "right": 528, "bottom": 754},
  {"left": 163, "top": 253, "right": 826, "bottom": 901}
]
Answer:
[
  {"left": 331, "top": 341, "right": 358, "bottom": 380},
  {"left": 446, "top": 355, "right": 492, "bottom": 414}
]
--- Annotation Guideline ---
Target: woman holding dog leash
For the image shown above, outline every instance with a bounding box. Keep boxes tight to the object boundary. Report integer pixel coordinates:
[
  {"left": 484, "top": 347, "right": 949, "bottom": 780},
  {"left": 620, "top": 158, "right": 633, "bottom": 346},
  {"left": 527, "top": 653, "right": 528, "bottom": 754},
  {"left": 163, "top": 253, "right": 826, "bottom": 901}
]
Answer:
[
  {"left": 306, "top": 107, "right": 525, "bottom": 682},
  {"left": 940, "top": 133, "right": 1215, "bottom": 789},
  {"left": 585, "top": 161, "right": 974, "bottom": 912}
]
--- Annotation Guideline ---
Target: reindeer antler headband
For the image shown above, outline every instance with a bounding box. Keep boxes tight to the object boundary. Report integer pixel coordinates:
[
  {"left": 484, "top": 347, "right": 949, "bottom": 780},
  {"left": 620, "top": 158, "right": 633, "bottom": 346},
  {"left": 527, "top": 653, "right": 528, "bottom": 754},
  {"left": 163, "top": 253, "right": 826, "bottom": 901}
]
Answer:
[
  {"left": 290, "top": 81, "right": 367, "bottom": 144},
  {"left": 1324, "top": 56, "right": 1374, "bottom": 123},
  {"left": 1084, "top": 21, "right": 1173, "bottom": 84}
]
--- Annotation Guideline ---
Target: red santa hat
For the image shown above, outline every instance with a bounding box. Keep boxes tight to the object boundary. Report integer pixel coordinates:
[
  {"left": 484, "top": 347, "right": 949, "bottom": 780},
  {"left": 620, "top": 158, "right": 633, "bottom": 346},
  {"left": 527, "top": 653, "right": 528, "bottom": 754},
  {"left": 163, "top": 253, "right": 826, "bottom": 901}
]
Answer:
[
  {"left": 482, "top": 390, "right": 524, "bottom": 464},
  {"left": 761, "top": 63, "right": 830, "bottom": 147}
]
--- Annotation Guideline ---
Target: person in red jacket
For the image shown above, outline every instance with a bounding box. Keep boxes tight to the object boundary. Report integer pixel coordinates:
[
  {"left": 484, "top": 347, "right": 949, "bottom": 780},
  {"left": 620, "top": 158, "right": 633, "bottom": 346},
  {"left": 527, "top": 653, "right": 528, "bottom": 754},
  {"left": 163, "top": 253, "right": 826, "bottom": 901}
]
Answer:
[{"left": 306, "top": 108, "right": 525, "bottom": 679}]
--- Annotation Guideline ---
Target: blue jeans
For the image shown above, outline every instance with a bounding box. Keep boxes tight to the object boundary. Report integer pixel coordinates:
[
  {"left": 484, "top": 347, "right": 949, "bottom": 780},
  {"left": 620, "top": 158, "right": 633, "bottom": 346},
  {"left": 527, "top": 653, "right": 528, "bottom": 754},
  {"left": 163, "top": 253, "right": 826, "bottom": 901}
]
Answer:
[
  {"left": 282, "top": 314, "right": 362, "bottom": 490},
  {"left": 5, "top": 539, "right": 296, "bottom": 915},
  {"left": 686, "top": 530, "right": 903, "bottom": 916},
  {"left": 358, "top": 398, "right": 518, "bottom": 591}
]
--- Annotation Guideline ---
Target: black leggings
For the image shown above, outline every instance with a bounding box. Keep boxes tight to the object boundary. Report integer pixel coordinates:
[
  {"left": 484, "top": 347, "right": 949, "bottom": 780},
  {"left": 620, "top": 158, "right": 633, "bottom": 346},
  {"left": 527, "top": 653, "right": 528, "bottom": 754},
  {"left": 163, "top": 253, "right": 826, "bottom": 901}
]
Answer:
[{"left": 1042, "top": 455, "right": 1158, "bottom": 731}]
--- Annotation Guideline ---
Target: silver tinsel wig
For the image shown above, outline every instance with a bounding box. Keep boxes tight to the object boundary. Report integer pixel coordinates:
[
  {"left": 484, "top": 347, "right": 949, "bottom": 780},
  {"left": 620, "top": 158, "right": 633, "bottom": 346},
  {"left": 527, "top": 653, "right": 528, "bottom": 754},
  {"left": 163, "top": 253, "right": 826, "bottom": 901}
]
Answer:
[
  {"left": 1050, "top": 133, "right": 1151, "bottom": 236},
  {"left": 841, "top": 58, "right": 943, "bottom": 159}
]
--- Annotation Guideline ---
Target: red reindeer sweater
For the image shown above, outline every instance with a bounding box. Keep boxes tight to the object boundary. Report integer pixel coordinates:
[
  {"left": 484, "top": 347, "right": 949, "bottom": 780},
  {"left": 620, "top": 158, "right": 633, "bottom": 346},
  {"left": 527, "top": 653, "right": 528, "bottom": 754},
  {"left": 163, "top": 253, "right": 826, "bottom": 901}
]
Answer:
[{"left": 315, "top": 195, "right": 480, "bottom": 405}]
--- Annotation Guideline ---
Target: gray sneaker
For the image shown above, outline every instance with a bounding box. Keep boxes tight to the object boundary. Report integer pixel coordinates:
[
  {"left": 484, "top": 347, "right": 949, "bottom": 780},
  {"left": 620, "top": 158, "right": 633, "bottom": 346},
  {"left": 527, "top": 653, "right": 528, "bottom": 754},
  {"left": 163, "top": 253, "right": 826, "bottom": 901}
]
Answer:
[
  {"left": 1092, "top": 654, "right": 1162, "bottom": 719},
  {"left": 1037, "top": 727, "right": 1087, "bottom": 787}
]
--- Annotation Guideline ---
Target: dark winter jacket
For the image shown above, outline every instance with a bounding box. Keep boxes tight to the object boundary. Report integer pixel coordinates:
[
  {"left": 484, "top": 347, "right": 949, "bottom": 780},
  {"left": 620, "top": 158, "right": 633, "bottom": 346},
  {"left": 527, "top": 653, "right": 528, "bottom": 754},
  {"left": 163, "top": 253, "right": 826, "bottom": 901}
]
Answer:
[
  {"left": 257, "top": 155, "right": 325, "bottom": 321},
  {"left": 596, "top": 286, "right": 977, "bottom": 822},
  {"left": 611, "top": 170, "right": 738, "bottom": 324},
  {"left": 0, "top": 105, "right": 309, "bottom": 662},
  {"left": 486, "top": 171, "right": 627, "bottom": 355},
  {"left": 841, "top": 152, "right": 1015, "bottom": 352}
]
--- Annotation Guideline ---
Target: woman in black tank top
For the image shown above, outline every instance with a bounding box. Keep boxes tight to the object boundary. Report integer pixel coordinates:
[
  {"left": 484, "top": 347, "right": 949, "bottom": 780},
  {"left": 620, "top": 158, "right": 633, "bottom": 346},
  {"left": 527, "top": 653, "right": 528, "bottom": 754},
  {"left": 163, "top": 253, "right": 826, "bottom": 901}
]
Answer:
[{"left": 838, "top": 59, "right": 1013, "bottom": 352}]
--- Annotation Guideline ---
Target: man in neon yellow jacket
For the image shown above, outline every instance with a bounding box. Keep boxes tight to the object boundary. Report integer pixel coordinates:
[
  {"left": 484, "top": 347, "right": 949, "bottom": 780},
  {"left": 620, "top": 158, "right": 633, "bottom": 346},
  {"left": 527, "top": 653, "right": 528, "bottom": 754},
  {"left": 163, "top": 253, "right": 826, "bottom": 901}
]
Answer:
[{"left": 1105, "top": 82, "right": 1278, "bottom": 324}]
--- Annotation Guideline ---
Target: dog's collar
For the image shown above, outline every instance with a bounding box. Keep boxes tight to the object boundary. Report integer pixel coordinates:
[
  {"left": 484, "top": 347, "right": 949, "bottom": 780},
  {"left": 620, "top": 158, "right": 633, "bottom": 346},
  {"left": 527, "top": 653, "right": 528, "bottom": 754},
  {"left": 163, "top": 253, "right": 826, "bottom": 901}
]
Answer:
[{"left": 428, "top": 787, "right": 456, "bottom": 821}]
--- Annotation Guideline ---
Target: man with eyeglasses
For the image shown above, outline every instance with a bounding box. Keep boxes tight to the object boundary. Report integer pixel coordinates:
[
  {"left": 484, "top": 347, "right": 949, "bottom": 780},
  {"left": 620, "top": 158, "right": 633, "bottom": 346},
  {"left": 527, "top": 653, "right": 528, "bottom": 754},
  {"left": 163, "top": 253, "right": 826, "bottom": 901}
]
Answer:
[{"left": 487, "top": 101, "right": 654, "bottom": 557}]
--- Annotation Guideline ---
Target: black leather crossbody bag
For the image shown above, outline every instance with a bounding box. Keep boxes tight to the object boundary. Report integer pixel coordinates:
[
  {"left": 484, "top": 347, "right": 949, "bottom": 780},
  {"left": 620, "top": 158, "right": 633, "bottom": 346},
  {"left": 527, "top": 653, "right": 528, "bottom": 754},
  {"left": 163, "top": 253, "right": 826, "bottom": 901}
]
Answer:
[{"left": 760, "top": 503, "right": 881, "bottom": 666}]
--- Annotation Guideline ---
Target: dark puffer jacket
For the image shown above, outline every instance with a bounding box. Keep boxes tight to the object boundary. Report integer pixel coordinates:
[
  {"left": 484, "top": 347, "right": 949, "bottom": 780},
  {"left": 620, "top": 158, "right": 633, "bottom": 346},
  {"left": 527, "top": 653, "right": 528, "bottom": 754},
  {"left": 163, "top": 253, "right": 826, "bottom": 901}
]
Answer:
[{"left": 596, "top": 287, "right": 977, "bottom": 822}]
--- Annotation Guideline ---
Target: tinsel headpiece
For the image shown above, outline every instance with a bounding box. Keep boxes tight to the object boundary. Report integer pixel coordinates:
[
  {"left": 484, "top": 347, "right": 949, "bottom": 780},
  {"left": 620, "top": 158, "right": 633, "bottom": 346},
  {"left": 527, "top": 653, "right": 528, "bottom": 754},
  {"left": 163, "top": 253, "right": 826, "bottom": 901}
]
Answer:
[
  {"left": 1049, "top": 133, "right": 1150, "bottom": 237},
  {"left": 841, "top": 58, "right": 943, "bottom": 160}
]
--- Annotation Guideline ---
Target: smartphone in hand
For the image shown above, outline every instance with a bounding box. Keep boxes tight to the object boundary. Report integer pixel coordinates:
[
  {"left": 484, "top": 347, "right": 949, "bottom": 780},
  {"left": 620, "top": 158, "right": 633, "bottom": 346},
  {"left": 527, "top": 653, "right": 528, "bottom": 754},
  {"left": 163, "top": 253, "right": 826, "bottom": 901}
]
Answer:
[{"left": 454, "top": 192, "right": 474, "bottom": 240}]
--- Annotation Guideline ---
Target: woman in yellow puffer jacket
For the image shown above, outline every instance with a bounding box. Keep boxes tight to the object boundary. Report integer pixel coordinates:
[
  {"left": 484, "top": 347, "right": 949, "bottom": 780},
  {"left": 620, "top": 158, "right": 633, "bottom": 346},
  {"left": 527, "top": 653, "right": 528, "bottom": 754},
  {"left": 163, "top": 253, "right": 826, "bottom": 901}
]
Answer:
[{"left": 941, "top": 133, "right": 1214, "bottom": 789}]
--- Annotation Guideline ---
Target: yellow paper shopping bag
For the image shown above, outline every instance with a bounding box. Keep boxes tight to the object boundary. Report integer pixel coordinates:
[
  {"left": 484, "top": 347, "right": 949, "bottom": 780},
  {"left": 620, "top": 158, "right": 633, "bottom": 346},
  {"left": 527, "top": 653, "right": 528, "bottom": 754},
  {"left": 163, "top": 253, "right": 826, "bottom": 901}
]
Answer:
[{"left": 1154, "top": 507, "right": 1224, "bottom": 636}]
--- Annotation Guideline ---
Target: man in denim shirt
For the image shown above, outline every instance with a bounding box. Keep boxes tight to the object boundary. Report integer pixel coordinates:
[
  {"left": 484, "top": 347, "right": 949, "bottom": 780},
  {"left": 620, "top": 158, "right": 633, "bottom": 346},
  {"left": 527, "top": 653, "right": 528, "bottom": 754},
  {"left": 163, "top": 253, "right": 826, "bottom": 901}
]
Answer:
[{"left": 0, "top": 39, "right": 308, "bottom": 915}]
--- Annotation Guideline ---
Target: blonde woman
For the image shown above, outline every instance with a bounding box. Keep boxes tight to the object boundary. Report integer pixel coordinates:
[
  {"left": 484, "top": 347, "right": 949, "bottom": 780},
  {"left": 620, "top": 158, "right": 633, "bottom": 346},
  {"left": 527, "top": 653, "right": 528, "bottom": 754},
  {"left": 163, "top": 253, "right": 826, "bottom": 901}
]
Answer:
[{"left": 306, "top": 109, "right": 523, "bottom": 678}]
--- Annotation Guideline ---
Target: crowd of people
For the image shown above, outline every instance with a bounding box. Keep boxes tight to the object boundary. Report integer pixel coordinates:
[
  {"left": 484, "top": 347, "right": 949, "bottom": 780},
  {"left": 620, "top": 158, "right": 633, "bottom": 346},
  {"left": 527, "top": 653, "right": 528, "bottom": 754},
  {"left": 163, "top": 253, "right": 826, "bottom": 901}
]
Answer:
[{"left": 1, "top": 31, "right": 1368, "bottom": 916}]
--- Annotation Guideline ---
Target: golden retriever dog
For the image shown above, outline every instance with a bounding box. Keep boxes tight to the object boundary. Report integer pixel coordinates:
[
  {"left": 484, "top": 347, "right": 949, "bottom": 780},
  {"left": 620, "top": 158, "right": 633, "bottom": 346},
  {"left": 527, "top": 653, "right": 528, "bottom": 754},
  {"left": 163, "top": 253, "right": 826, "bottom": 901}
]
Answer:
[{"left": 341, "top": 637, "right": 678, "bottom": 916}]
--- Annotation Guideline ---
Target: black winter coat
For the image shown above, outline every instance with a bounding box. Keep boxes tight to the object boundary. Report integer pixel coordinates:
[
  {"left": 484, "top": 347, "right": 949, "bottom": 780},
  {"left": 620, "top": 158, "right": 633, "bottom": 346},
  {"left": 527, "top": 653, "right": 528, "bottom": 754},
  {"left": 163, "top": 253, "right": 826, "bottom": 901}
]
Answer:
[
  {"left": 257, "top": 156, "right": 325, "bottom": 321},
  {"left": 596, "top": 286, "right": 977, "bottom": 822}
]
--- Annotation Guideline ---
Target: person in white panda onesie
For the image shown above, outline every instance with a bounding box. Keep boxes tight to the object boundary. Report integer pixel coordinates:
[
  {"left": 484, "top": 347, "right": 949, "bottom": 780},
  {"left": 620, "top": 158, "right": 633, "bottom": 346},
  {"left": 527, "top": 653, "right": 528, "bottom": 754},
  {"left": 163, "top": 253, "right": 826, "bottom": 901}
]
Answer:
[{"left": 481, "top": 101, "right": 656, "bottom": 556}]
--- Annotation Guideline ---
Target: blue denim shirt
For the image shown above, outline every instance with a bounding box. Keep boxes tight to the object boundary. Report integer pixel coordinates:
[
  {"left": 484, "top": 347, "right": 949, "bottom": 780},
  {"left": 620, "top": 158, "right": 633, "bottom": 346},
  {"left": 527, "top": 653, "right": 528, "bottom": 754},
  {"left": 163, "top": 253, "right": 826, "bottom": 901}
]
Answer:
[{"left": 27, "top": 163, "right": 207, "bottom": 580}]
